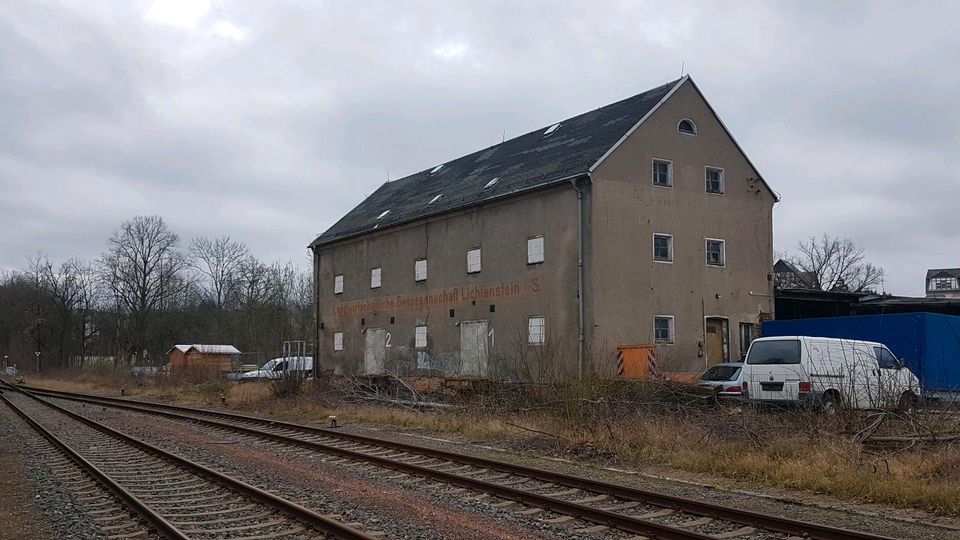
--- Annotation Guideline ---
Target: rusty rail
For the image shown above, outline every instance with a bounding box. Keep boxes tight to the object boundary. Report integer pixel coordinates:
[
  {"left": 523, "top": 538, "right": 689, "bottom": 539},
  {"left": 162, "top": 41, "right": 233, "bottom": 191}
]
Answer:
[{"left": 13, "top": 382, "right": 900, "bottom": 540}]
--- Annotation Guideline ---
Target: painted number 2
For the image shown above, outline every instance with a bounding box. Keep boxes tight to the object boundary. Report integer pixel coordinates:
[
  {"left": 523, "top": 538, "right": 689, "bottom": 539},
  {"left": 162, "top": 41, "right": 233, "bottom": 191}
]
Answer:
[{"left": 385, "top": 332, "right": 392, "bottom": 348}]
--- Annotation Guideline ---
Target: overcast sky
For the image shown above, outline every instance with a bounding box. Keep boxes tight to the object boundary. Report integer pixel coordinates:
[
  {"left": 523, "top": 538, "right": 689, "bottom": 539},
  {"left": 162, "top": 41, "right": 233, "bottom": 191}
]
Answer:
[{"left": 2, "top": 1, "right": 958, "bottom": 296}]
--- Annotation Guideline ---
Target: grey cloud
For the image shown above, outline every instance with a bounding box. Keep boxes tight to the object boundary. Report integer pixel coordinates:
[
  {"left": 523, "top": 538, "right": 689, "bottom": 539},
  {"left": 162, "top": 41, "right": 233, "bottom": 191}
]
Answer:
[{"left": 1, "top": 0, "right": 958, "bottom": 297}]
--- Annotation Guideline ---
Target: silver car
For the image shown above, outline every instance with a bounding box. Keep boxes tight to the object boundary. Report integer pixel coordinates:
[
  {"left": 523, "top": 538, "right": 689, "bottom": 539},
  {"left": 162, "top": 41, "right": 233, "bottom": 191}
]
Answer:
[{"left": 698, "top": 362, "right": 745, "bottom": 397}]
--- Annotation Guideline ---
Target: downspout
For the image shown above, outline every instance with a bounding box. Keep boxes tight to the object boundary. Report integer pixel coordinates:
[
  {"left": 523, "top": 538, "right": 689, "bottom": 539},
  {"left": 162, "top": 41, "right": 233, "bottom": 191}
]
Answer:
[
  {"left": 570, "top": 176, "right": 587, "bottom": 380},
  {"left": 312, "top": 247, "right": 320, "bottom": 381}
]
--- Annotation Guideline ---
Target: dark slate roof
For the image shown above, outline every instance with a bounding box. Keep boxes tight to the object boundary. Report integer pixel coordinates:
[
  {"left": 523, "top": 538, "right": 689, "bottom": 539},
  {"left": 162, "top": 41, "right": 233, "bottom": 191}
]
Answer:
[
  {"left": 926, "top": 268, "right": 960, "bottom": 281},
  {"left": 310, "top": 78, "right": 684, "bottom": 248}
]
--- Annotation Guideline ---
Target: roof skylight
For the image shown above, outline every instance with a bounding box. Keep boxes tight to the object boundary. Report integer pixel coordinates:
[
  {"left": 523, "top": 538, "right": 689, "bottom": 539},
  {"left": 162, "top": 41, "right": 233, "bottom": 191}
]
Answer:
[
  {"left": 428, "top": 194, "right": 443, "bottom": 205},
  {"left": 543, "top": 123, "right": 561, "bottom": 136},
  {"left": 483, "top": 177, "right": 501, "bottom": 190},
  {"left": 376, "top": 210, "right": 390, "bottom": 220},
  {"left": 430, "top": 165, "right": 444, "bottom": 174}
]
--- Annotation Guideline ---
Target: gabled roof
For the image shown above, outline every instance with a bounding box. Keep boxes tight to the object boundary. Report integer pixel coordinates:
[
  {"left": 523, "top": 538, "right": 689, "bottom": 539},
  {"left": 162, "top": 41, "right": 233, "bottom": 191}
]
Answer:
[
  {"left": 167, "top": 344, "right": 240, "bottom": 355},
  {"left": 774, "top": 259, "right": 817, "bottom": 289},
  {"left": 310, "top": 78, "right": 688, "bottom": 248},
  {"left": 926, "top": 268, "right": 960, "bottom": 281}
]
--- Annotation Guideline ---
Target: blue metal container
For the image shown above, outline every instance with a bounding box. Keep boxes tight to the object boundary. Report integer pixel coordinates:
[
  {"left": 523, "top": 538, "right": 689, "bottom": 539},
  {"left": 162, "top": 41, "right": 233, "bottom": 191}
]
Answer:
[{"left": 762, "top": 313, "right": 960, "bottom": 391}]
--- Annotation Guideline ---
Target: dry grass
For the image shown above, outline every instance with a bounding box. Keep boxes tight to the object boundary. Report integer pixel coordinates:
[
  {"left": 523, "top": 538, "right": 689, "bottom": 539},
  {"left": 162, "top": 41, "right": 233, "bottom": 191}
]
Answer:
[{"left": 21, "top": 370, "right": 960, "bottom": 515}]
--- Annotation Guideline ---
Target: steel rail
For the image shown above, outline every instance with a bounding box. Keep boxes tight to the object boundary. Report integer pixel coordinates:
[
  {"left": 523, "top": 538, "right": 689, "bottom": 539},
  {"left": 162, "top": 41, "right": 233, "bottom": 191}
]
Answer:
[
  {"left": 14, "top": 382, "right": 899, "bottom": 540},
  {"left": 0, "top": 390, "right": 189, "bottom": 540},
  {"left": 3, "top": 384, "right": 377, "bottom": 540},
  {"left": 9, "top": 383, "right": 713, "bottom": 540}
]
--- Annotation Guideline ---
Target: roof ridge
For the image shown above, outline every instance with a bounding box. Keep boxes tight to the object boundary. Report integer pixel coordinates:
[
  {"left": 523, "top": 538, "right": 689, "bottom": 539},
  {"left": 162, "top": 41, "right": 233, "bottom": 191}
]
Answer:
[{"left": 311, "top": 78, "right": 686, "bottom": 248}]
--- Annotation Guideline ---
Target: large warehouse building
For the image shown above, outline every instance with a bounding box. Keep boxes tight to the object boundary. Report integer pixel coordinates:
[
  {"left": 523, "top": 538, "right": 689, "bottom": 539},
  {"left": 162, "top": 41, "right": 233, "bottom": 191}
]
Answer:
[{"left": 310, "top": 76, "right": 777, "bottom": 380}]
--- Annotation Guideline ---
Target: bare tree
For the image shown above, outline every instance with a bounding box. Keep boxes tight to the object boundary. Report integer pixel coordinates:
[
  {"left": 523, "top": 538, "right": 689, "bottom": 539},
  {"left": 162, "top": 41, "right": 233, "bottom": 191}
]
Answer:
[
  {"left": 789, "top": 234, "right": 884, "bottom": 293},
  {"left": 39, "top": 257, "right": 92, "bottom": 366},
  {"left": 188, "top": 236, "right": 248, "bottom": 311},
  {"left": 98, "top": 215, "right": 188, "bottom": 362}
]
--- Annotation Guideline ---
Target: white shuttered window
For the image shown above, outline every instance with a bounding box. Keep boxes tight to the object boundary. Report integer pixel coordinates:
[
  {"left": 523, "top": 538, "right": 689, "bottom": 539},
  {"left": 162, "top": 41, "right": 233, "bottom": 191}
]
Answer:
[
  {"left": 415, "top": 326, "right": 427, "bottom": 348},
  {"left": 528, "top": 316, "right": 545, "bottom": 344},
  {"left": 415, "top": 259, "right": 427, "bottom": 282},
  {"left": 467, "top": 248, "right": 481, "bottom": 273},
  {"left": 527, "top": 236, "right": 544, "bottom": 264}
]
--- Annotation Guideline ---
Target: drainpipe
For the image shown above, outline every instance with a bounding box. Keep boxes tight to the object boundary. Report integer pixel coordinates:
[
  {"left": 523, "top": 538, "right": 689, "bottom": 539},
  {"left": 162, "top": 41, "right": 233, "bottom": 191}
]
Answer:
[
  {"left": 312, "top": 248, "right": 320, "bottom": 380},
  {"left": 570, "top": 177, "right": 586, "bottom": 380}
]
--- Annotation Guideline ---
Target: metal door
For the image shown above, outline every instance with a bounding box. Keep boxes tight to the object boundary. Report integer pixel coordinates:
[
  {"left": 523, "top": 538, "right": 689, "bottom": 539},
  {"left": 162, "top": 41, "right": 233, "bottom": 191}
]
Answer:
[
  {"left": 364, "top": 328, "right": 386, "bottom": 375},
  {"left": 460, "top": 320, "right": 488, "bottom": 377}
]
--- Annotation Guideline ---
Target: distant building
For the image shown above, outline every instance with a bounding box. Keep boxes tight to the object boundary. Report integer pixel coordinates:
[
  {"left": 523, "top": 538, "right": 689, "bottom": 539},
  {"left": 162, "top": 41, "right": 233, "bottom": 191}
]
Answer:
[
  {"left": 167, "top": 344, "right": 240, "bottom": 375},
  {"left": 310, "top": 76, "right": 778, "bottom": 380},
  {"left": 773, "top": 259, "right": 815, "bottom": 290},
  {"left": 925, "top": 268, "right": 960, "bottom": 299}
]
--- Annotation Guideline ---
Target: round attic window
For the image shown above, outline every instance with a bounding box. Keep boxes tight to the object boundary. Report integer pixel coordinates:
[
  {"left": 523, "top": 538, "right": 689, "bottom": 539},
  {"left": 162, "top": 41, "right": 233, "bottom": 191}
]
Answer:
[{"left": 678, "top": 119, "right": 697, "bottom": 135}]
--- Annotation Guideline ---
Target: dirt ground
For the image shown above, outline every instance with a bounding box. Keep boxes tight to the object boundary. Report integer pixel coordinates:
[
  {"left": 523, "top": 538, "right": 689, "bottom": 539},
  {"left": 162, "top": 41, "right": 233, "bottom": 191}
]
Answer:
[{"left": 0, "top": 422, "right": 51, "bottom": 540}]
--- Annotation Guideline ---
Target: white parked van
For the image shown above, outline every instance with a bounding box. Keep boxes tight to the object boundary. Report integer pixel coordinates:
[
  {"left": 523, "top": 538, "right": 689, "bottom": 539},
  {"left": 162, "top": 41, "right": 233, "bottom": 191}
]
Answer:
[
  {"left": 240, "top": 356, "right": 313, "bottom": 381},
  {"left": 742, "top": 336, "right": 920, "bottom": 409}
]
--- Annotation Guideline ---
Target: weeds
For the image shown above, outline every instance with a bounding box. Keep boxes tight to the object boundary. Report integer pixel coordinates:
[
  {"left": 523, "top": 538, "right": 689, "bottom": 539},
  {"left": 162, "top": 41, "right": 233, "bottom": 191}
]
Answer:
[{"left": 21, "top": 370, "right": 960, "bottom": 515}]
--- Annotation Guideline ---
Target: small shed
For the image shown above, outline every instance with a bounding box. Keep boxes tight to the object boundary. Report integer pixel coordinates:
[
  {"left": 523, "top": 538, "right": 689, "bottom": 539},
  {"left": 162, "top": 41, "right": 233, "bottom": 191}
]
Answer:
[{"left": 167, "top": 344, "right": 241, "bottom": 375}]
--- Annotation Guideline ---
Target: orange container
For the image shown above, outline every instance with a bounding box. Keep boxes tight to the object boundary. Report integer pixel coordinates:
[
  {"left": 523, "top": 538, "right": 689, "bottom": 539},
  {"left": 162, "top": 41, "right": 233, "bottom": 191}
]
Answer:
[{"left": 616, "top": 345, "right": 657, "bottom": 379}]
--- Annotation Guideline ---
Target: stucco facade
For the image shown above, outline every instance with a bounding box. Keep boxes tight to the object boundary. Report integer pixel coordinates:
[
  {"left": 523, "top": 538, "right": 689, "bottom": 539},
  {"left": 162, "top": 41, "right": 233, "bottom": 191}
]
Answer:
[
  {"left": 586, "top": 81, "right": 775, "bottom": 372},
  {"left": 312, "top": 77, "right": 776, "bottom": 380}
]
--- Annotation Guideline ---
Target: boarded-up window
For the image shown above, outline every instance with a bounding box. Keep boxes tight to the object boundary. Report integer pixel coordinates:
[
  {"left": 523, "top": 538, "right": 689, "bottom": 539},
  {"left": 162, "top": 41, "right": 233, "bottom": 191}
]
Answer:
[
  {"left": 467, "top": 248, "right": 481, "bottom": 273},
  {"left": 415, "top": 325, "right": 427, "bottom": 348},
  {"left": 334, "top": 274, "right": 343, "bottom": 294},
  {"left": 333, "top": 332, "right": 344, "bottom": 351},
  {"left": 528, "top": 316, "right": 545, "bottom": 344},
  {"left": 654, "top": 316, "right": 674, "bottom": 343},
  {"left": 527, "top": 236, "right": 544, "bottom": 264},
  {"left": 370, "top": 267, "right": 381, "bottom": 288},
  {"left": 415, "top": 259, "right": 427, "bottom": 282}
]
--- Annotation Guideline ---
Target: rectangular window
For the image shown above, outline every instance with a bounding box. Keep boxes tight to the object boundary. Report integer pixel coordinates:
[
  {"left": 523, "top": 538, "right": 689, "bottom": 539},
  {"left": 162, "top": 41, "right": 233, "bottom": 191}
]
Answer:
[
  {"left": 705, "top": 167, "right": 724, "bottom": 194},
  {"left": 370, "top": 267, "right": 381, "bottom": 288},
  {"left": 527, "top": 236, "right": 544, "bottom": 264},
  {"left": 415, "top": 325, "right": 427, "bottom": 348},
  {"left": 706, "top": 238, "right": 725, "bottom": 266},
  {"left": 654, "top": 316, "right": 674, "bottom": 343},
  {"left": 528, "top": 316, "right": 545, "bottom": 344},
  {"left": 334, "top": 274, "right": 344, "bottom": 295},
  {"left": 653, "top": 233, "right": 673, "bottom": 262},
  {"left": 873, "top": 346, "right": 900, "bottom": 369},
  {"left": 467, "top": 248, "right": 482, "bottom": 273},
  {"left": 745, "top": 339, "right": 801, "bottom": 365},
  {"left": 333, "top": 332, "right": 343, "bottom": 351},
  {"left": 931, "top": 277, "right": 956, "bottom": 290},
  {"left": 415, "top": 259, "right": 427, "bottom": 282},
  {"left": 652, "top": 159, "right": 673, "bottom": 187},
  {"left": 739, "top": 323, "right": 755, "bottom": 359}
]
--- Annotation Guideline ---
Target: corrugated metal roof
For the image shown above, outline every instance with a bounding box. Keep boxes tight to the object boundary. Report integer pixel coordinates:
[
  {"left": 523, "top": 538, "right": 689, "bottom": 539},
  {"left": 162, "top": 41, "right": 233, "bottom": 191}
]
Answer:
[
  {"left": 310, "top": 78, "right": 685, "bottom": 248},
  {"left": 168, "top": 344, "right": 241, "bottom": 355}
]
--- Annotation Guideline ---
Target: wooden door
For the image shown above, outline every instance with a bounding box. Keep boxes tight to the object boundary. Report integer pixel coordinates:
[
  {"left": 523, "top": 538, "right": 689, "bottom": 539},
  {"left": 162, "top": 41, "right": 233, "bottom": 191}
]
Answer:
[{"left": 705, "top": 318, "right": 728, "bottom": 366}]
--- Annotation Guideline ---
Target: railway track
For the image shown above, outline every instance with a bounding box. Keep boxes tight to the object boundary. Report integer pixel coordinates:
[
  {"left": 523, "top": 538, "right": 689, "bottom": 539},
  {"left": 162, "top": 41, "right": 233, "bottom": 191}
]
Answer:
[
  {"left": 6, "top": 381, "right": 898, "bottom": 540},
  {"left": 0, "top": 385, "right": 378, "bottom": 540}
]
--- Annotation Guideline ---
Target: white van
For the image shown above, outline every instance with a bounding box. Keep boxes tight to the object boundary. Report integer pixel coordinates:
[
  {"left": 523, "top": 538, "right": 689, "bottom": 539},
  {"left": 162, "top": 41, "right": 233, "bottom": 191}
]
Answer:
[
  {"left": 240, "top": 356, "right": 313, "bottom": 381},
  {"left": 742, "top": 336, "right": 920, "bottom": 410}
]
